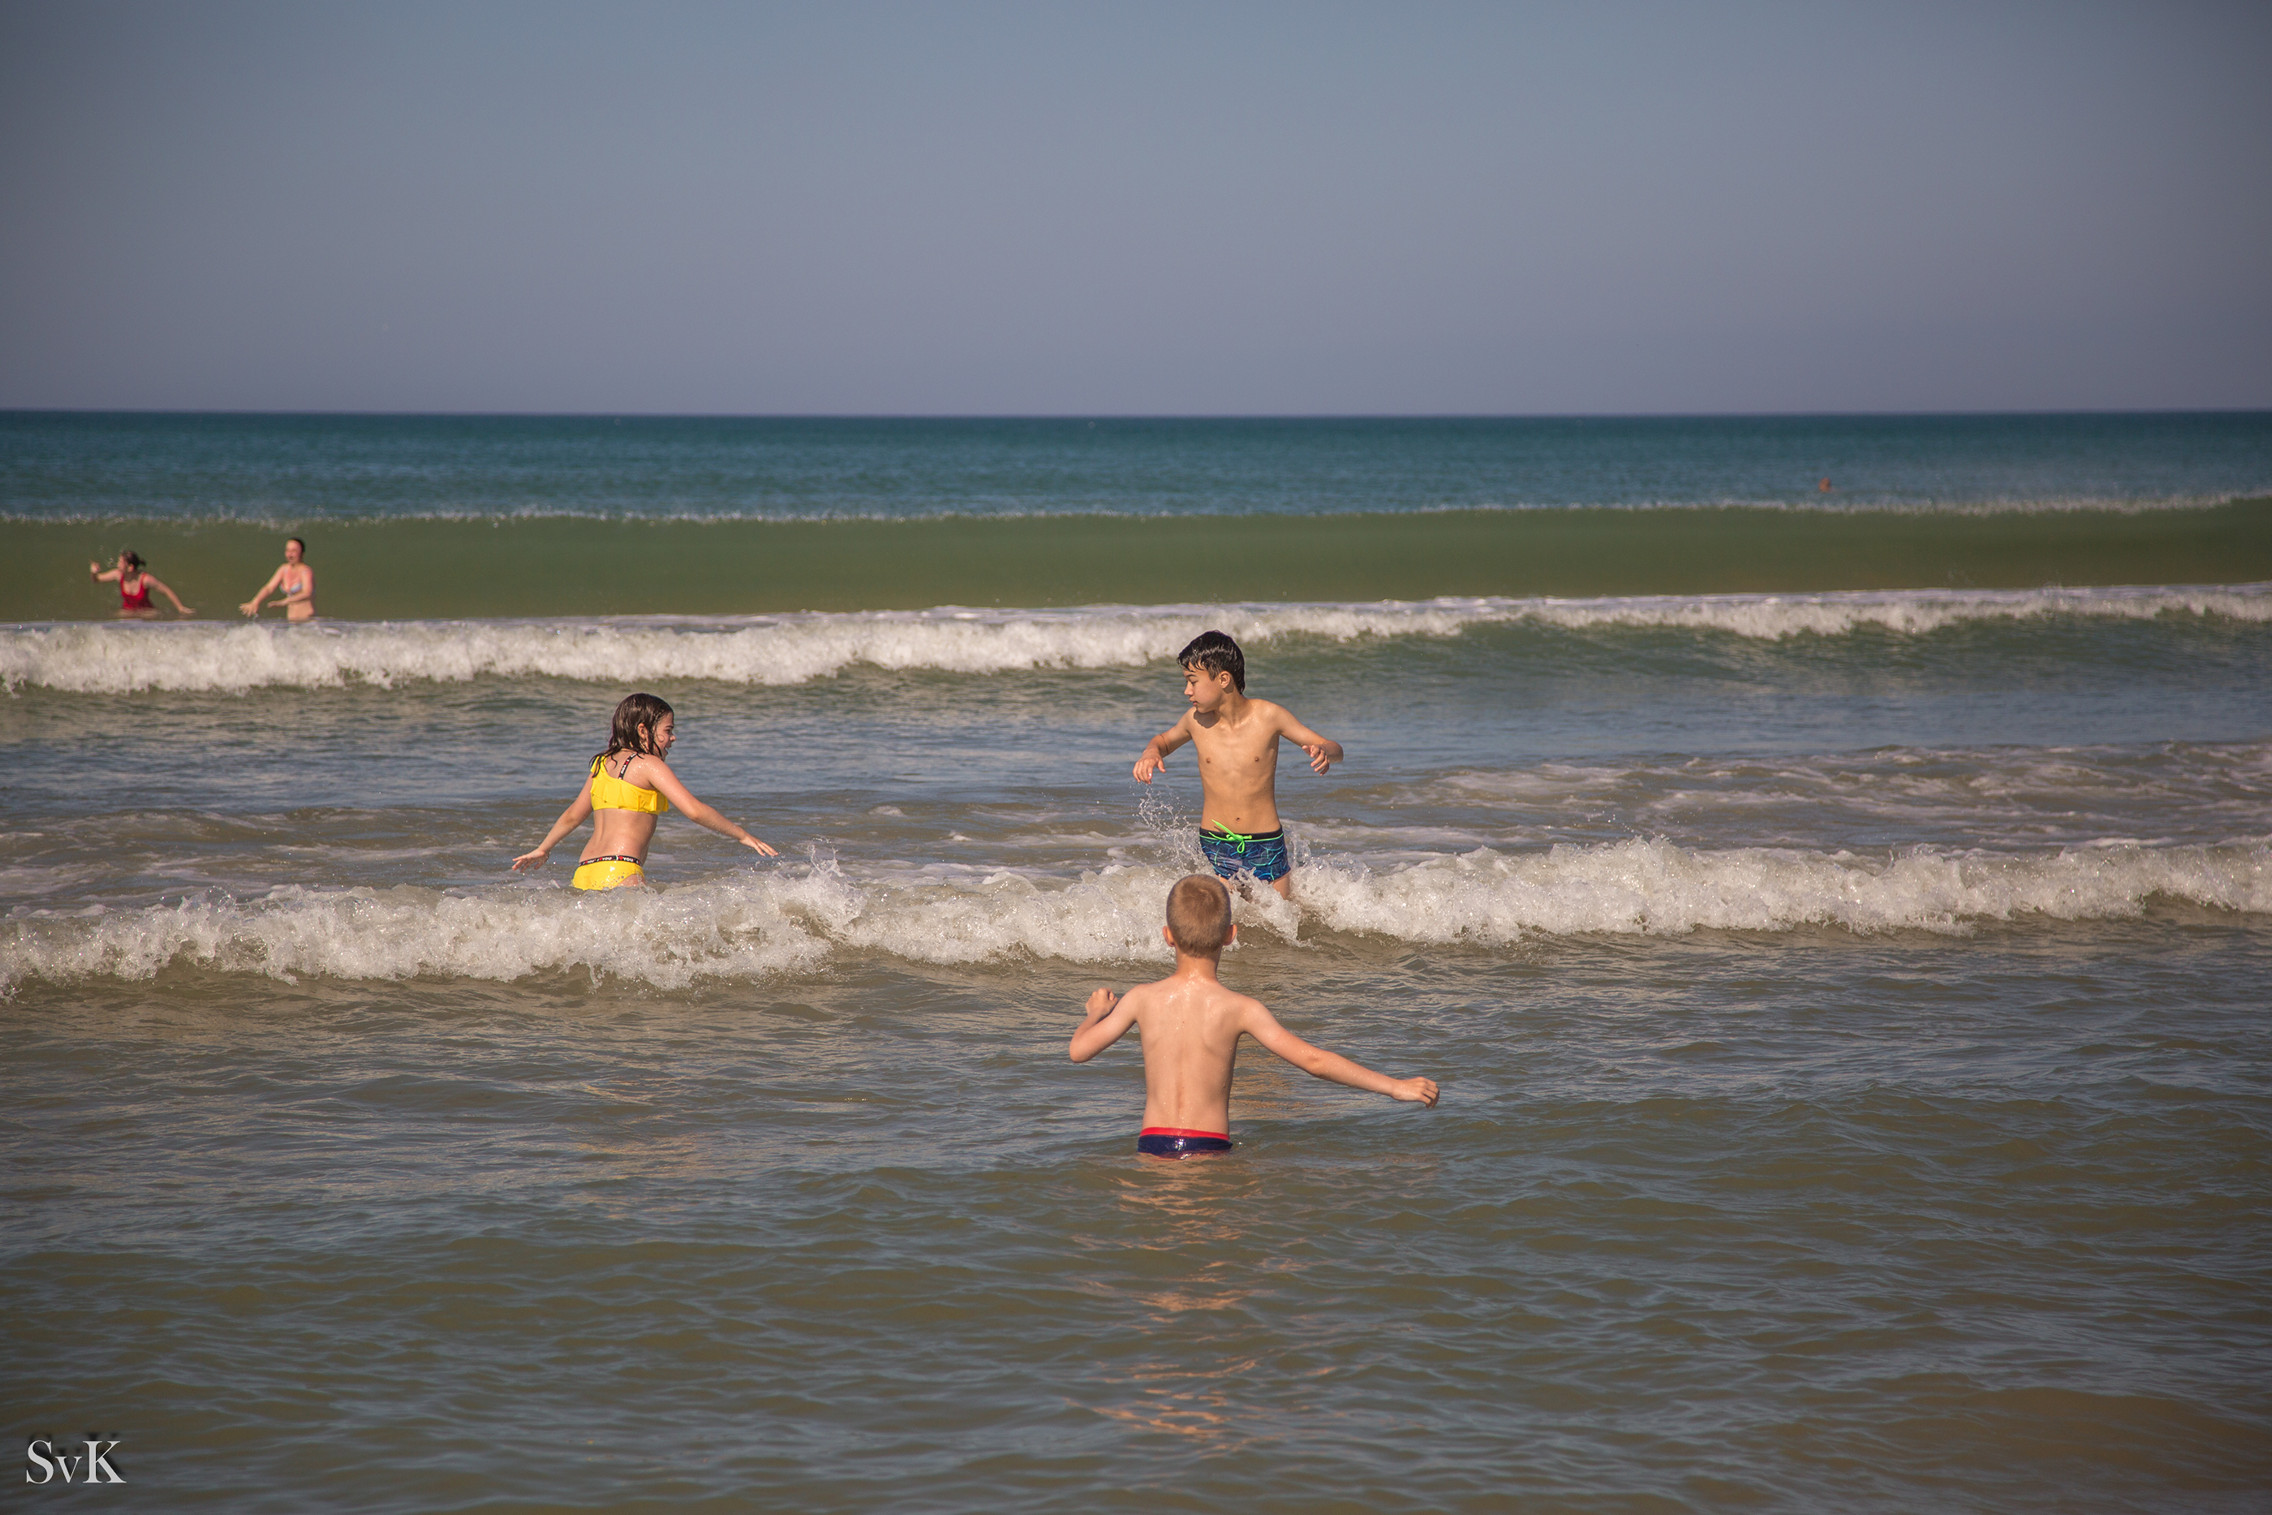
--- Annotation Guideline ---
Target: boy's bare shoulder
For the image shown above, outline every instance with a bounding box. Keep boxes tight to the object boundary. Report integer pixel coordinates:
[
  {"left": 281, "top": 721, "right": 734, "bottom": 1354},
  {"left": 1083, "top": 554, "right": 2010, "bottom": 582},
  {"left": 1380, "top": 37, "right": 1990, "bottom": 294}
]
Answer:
[
  {"left": 1124, "top": 977, "right": 1266, "bottom": 1019},
  {"left": 1205, "top": 982, "right": 1271, "bottom": 1022},
  {"left": 1244, "top": 697, "right": 1302, "bottom": 727}
]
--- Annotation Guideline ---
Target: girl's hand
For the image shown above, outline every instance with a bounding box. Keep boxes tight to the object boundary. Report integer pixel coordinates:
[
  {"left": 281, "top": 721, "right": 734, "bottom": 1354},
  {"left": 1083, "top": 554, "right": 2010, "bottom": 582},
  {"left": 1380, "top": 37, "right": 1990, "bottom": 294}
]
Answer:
[
  {"left": 510, "top": 848, "right": 550, "bottom": 871},
  {"left": 240, "top": 601, "right": 260, "bottom": 617},
  {"left": 740, "top": 835, "right": 779, "bottom": 858}
]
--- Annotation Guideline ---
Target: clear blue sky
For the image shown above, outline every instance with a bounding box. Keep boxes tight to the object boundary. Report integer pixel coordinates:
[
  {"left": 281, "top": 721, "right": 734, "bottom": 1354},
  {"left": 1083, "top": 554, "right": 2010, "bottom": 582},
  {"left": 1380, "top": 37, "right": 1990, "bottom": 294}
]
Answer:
[{"left": 2, "top": 1, "right": 2267, "bottom": 414}]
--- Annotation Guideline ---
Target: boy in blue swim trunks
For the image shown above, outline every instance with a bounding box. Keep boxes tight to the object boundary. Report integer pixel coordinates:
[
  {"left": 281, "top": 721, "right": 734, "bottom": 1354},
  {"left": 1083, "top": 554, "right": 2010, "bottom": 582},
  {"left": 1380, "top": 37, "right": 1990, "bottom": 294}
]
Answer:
[
  {"left": 1071, "top": 875, "right": 1439, "bottom": 1157},
  {"left": 1132, "top": 630, "right": 1343, "bottom": 899}
]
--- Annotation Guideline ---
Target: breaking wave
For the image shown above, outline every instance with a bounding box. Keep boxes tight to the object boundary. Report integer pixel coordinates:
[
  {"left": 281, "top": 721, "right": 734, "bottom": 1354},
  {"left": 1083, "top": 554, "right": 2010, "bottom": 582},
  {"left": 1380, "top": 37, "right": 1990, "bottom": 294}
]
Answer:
[
  {"left": 7, "top": 838, "right": 2265, "bottom": 994},
  {"left": 6, "top": 584, "right": 2269, "bottom": 694}
]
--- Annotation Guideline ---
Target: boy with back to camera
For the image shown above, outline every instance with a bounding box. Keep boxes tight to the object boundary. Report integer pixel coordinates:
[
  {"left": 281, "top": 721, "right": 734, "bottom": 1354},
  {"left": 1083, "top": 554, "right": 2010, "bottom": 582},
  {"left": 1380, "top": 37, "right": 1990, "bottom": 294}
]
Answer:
[
  {"left": 1132, "top": 630, "right": 1342, "bottom": 899},
  {"left": 1070, "top": 874, "right": 1439, "bottom": 1158}
]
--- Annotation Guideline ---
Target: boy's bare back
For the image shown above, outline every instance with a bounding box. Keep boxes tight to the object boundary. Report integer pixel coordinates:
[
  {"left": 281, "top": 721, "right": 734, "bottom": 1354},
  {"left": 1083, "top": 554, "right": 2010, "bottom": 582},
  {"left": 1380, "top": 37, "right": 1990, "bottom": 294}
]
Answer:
[
  {"left": 1070, "top": 875, "right": 1438, "bottom": 1156},
  {"left": 1079, "top": 972, "right": 1266, "bottom": 1135}
]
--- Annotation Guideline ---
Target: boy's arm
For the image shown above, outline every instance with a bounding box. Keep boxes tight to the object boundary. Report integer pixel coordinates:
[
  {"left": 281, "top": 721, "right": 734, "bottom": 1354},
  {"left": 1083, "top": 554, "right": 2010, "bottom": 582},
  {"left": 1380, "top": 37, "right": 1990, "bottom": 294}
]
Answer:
[
  {"left": 1241, "top": 1000, "right": 1437, "bottom": 1105},
  {"left": 1132, "top": 713, "right": 1194, "bottom": 783},
  {"left": 1272, "top": 706, "right": 1344, "bottom": 775},
  {"left": 1069, "top": 987, "right": 1141, "bottom": 1061}
]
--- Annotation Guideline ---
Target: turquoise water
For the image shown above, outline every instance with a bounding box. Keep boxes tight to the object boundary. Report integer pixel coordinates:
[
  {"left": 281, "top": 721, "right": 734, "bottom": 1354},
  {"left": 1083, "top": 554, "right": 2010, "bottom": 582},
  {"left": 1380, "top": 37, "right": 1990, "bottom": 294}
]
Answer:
[
  {"left": 7, "top": 410, "right": 2272, "bottom": 521},
  {"left": 5, "top": 414, "right": 2271, "bottom": 1510}
]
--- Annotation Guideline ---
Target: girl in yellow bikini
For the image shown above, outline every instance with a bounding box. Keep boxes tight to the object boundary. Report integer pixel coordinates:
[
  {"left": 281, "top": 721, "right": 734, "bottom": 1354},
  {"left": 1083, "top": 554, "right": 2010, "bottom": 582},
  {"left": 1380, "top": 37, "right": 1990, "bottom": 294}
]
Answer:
[{"left": 511, "top": 692, "right": 778, "bottom": 889}]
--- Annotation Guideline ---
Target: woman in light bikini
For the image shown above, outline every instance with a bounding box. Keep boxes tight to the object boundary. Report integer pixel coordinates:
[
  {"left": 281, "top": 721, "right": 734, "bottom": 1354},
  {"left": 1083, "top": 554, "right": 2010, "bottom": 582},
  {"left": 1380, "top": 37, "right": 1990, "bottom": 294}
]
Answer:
[
  {"left": 89, "top": 550, "right": 194, "bottom": 617},
  {"left": 240, "top": 536, "right": 316, "bottom": 620},
  {"left": 511, "top": 693, "right": 778, "bottom": 889}
]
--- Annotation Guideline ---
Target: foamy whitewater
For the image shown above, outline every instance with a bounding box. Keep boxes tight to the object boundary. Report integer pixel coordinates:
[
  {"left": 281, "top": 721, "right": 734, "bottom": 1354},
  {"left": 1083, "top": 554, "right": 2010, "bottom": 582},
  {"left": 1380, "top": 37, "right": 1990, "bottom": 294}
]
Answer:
[
  {"left": 6, "top": 583, "right": 2269, "bottom": 693},
  {"left": 7, "top": 839, "right": 2268, "bottom": 996}
]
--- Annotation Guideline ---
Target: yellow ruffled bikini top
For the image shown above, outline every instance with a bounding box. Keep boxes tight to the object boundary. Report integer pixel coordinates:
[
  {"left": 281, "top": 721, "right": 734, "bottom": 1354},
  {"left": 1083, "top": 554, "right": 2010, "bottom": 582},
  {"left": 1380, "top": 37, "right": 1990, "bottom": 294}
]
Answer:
[{"left": 589, "top": 754, "right": 669, "bottom": 814}]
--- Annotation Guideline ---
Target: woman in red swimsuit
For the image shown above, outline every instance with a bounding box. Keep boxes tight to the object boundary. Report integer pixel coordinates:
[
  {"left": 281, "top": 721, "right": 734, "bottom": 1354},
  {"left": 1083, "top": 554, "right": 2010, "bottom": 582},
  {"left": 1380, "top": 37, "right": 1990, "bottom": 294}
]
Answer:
[{"left": 89, "top": 551, "right": 194, "bottom": 617}]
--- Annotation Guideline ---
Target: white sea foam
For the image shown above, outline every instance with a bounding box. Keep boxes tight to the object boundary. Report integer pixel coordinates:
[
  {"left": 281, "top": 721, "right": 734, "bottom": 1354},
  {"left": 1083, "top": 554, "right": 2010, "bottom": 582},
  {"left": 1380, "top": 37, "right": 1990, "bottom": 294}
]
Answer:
[
  {"left": 1288, "top": 837, "right": 2272, "bottom": 941},
  {"left": 6, "top": 584, "right": 2268, "bottom": 695},
  {"left": 6, "top": 839, "right": 2265, "bottom": 994}
]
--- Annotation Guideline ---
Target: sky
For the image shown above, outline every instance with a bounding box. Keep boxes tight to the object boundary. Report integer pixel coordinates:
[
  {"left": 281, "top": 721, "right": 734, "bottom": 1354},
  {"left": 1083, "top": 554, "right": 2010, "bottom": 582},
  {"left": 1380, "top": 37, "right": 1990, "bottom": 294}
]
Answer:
[{"left": 1, "top": 1, "right": 2268, "bottom": 415}]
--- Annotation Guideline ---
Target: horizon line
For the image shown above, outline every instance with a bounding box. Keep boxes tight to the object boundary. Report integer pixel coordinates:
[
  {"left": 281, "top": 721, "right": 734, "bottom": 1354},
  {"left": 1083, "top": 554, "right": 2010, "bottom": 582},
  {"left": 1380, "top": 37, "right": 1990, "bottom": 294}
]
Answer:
[{"left": 6, "top": 406, "right": 2270, "bottom": 423}]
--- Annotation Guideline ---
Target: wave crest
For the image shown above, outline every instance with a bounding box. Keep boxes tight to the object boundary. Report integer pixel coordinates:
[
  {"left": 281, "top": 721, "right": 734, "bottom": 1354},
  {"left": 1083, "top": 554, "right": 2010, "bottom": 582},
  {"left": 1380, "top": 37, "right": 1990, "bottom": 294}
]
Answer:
[
  {"left": 6, "top": 839, "right": 2264, "bottom": 994},
  {"left": 6, "top": 584, "right": 2268, "bottom": 694}
]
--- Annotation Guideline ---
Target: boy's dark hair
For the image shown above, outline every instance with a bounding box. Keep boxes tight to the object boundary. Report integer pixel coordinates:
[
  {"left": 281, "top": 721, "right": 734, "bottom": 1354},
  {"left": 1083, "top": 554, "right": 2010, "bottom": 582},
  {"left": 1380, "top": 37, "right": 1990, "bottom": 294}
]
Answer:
[
  {"left": 1177, "top": 630, "right": 1244, "bottom": 693},
  {"left": 1166, "top": 874, "right": 1233, "bottom": 954}
]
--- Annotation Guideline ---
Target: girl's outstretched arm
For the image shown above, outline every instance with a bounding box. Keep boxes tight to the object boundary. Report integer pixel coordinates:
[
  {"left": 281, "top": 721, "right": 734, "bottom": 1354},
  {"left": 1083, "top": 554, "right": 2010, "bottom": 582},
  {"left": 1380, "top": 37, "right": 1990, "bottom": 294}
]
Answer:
[
  {"left": 512, "top": 786, "right": 595, "bottom": 870},
  {"left": 145, "top": 575, "right": 194, "bottom": 615},
  {"left": 90, "top": 561, "right": 123, "bottom": 584},
  {"left": 637, "top": 758, "right": 778, "bottom": 856}
]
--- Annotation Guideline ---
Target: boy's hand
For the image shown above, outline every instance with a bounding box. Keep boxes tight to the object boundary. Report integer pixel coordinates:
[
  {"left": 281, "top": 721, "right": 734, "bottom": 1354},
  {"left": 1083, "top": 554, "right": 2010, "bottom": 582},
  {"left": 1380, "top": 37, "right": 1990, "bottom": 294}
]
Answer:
[
  {"left": 1083, "top": 987, "right": 1121, "bottom": 1024},
  {"left": 1389, "top": 1076, "right": 1439, "bottom": 1107},
  {"left": 1301, "top": 742, "right": 1334, "bottom": 775},
  {"left": 1132, "top": 749, "right": 1166, "bottom": 783}
]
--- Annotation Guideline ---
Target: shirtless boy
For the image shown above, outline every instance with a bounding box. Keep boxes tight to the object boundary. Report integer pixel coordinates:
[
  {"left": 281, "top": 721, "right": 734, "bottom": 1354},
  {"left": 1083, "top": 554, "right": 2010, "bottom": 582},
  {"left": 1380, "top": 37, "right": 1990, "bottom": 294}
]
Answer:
[
  {"left": 1070, "top": 874, "right": 1438, "bottom": 1157},
  {"left": 1132, "top": 630, "right": 1342, "bottom": 898}
]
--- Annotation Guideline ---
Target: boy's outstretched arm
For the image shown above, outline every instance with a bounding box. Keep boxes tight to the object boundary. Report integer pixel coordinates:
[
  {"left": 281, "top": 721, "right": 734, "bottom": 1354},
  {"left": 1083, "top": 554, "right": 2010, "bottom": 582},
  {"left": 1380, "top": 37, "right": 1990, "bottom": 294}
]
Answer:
[
  {"left": 1133, "top": 714, "right": 1194, "bottom": 783},
  {"left": 1242, "top": 1001, "right": 1437, "bottom": 1105},
  {"left": 1274, "top": 709, "right": 1344, "bottom": 775},
  {"left": 1069, "top": 987, "right": 1141, "bottom": 1062}
]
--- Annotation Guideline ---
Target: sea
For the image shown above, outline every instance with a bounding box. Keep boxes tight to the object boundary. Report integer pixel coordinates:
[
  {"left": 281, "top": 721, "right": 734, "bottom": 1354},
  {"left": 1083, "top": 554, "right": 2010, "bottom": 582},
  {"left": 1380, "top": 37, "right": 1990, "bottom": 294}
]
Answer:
[{"left": 4, "top": 412, "right": 2270, "bottom": 1512}]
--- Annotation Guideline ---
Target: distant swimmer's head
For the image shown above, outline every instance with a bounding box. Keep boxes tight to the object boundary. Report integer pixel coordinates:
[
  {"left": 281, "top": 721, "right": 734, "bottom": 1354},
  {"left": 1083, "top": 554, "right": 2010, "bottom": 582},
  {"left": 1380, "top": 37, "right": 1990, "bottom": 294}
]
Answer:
[
  {"left": 1165, "top": 873, "right": 1235, "bottom": 956},
  {"left": 285, "top": 536, "right": 307, "bottom": 562},
  {"left": 605, "top": 691, "right": 676, "bottom": 760},
  {"left": 1178, "top": 629, "right": 1245, "bottom": 710},
  {"left": 119, "top": 550, "right": 144, "bottom": 573}
]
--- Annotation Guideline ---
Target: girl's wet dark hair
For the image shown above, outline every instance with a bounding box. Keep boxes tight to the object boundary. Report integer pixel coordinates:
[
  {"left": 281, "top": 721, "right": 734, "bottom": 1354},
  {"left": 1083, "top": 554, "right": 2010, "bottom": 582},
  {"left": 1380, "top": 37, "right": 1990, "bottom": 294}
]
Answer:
[
  {"left": 598, "top": 692, "right": 674, "bottom": 765},
  {"left": 121, "top": 550, "right": 145, "bottom": 573},
  {"left": 287, "top": 536, "right": 307, "bottom": 558}
]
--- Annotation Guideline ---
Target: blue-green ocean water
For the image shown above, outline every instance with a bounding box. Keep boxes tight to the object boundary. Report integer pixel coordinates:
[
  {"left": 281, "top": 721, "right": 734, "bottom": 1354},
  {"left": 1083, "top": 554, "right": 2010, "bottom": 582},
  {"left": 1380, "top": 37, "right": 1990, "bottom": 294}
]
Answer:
[
  {"left": 5, "top": 414, "right": 2271, "bottom": 1511},
  {"left": 7, "top": 410, "right": 2272, "bottom": 520}
]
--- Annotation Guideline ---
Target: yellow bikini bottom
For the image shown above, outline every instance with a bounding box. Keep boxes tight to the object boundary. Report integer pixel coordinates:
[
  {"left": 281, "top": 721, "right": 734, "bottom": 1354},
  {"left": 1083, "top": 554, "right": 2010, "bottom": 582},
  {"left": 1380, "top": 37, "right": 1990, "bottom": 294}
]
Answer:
[{"left": 572, "top": 855, "right": 645, "bottom": 890}]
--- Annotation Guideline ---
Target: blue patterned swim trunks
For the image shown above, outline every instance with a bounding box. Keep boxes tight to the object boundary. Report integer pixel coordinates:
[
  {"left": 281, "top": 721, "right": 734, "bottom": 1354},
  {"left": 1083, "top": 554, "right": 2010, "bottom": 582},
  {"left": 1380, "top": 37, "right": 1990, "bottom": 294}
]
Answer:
[{"left": 1199, "top": 825, "right": 1291, "bottom": 883}]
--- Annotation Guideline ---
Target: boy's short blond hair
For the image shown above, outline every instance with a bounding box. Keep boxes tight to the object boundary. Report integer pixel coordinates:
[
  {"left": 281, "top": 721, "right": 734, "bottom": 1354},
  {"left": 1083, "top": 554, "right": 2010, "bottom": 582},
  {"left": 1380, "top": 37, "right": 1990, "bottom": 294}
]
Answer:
[{"left": 1166, "top": 874, "right": 1233, "bottom": 953}]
